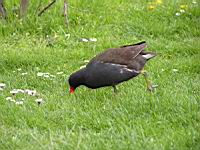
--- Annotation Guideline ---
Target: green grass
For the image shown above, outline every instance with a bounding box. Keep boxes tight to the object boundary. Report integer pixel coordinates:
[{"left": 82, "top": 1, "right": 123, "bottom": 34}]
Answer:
[{"left": 0, "top": 0, "right": 200, "bottom": 149}]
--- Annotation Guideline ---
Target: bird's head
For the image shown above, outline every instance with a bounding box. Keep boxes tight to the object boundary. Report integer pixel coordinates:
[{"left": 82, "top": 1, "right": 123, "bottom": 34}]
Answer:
[{"left": 68, "top": 68, "right": 86, "bottom": 94}]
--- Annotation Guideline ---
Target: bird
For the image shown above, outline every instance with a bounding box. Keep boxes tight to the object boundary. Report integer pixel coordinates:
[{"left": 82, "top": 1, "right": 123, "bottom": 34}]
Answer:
[{"left": 68, "top": 41, "right": 156, "bottom": 94}]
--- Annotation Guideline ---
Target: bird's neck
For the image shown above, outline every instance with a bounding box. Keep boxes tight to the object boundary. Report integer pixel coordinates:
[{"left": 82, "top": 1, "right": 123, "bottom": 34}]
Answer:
[{"left": 76, "top": 68, "right": 87, "bottom": 85}]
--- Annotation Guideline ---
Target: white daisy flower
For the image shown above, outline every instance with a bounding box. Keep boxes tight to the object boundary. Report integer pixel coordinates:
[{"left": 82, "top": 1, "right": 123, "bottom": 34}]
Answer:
[
  {"left": 21, "top": 72, "right": 28, "bottom": 76},
  {"left": 175, "top": 12, "right": 181, "bottom": 16},
  {"left": 43, "top": 73, "right": 50, "bottom": 75},
  {"left": 172, "top": 69, "right": 178, "bottom": 72},
  {"left": 6, "top": 97, "right": 13, "bottom": 101},
  {"left": 24, "top": 89, "right": 30, "bottom": 94},
  {"left": 37, "top": 72, "right": 44, "bottom": 77},
  {"left": 35, "top": 98, "right": 43, "bottom": 105},
  {"left": 89, "top": 38, "right": 97, "bottom": 42},
  {"left": 16, "top": 101, "right": 23, "bottom": 105},
  {"left": 17, "top": 68, "right": 22, "bottom": 71},
  {"left": 180, "top": 9, "right": 185, "bottom": 13},
  {"left": 25, "top": 89, "right": 37, "bottom": 96},
  {"left": 50, "top": 75, "right": 56, "bottom": 78},
  {"left": 10, "top": 89, "right": 19, "bottom": 95},
  {"left": 56, "top": 72, "right": 63, "bottom": 75},
  {"left": 192, "top": 1, "right": 197, "bottom": 4},
  {"left": 43, "top": 74, "right": 50, "bottom": 78},
  {"left": 80, "top": 38, "right": 89, "bottom": 42},
  {"left": 17, "top": 89, "right": 25, "bottom": 93},
  {"left": 10, "top": 99, "right": 16, "bottom": 102},
  {"left": 0, "top": 83, "right": 6, "bottom": 88}
]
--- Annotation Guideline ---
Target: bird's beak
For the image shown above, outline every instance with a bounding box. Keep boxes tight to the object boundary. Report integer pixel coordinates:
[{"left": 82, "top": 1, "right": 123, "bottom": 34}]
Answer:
[{"left": 69, "top": 87, "right": 75, "bottom": 94}]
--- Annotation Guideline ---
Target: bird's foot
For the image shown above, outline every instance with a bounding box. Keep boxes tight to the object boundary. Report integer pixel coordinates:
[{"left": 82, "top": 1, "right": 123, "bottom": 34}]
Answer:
[
  {"left": 147, "top": 84, "right": 158, "bottom": 92},
  {"left": 112, "top": 85, "right": 118, "bottom": 94}
]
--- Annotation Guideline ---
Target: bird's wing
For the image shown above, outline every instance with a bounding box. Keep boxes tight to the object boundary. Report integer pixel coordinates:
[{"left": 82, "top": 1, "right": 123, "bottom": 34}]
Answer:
[
  {"left": 120, "top": 41, "right": 146, "bottom": 48},
  {"left": 88, "top": 42, "right": 147, "bottom": 66}
]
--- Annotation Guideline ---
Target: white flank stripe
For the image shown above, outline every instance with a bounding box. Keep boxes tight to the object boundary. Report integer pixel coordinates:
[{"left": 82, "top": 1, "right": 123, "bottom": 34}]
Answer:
[
  {"left": 103, "top": 62, "right": 140, "bottom": 74},
  {"left": 142, "top": 54, "right": 155, "bottom": 59},
  {"left": 124, "top": 68, "right": 140, "bottom": 73}
]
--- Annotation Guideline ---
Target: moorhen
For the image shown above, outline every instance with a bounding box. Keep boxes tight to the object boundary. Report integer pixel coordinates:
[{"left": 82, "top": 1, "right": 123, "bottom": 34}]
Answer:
[{"left": 68, "top": 41, "right": 156, "bottom": 93}]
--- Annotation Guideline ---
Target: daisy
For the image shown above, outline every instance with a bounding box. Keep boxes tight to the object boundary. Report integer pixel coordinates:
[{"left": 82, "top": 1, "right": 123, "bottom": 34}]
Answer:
[
  {"left": 21, "top": 72, "right": 28, "bottom": 76},
  {"left": 57, "top": 72, "right": 64, "bottom": 75},
  {"left": 16, "top": 101, "right": 23, "bottom": 105},
  {"left": 35, "top": 98, "right": 43, "bottom": 105},
  {"left": 172, "top": 69, "right": 178, "bottom": 72},
  {"left": 10, "top": 89, "right": 19, "bottom": 95},
  {"left": 0, "top": 83, "right": 6, "bottom": 88},
  {"left": 89, "top": 38, "right": 97, "bottom": 42}
]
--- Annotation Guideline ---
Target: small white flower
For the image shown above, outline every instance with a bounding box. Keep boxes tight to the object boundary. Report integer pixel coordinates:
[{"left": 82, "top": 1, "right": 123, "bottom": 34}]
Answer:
[
  {"left": 180, "top": 9, "right": 185, "bottom": 13},
  {"left": 43, "top": 73, "right": 50, "bottom": 75},
  {"left": 31, "top": 90, "right": 37, "bottom": 96},
  {"left": 80, "top": 38, "right": 89, "bottom": 42},
  {"left": 17, "top": 89, "right": 25, "bottom": 93},
  {"left": 37, "top": 72, "right": 44, "bottom": 77},
  {"left": 16, "top": 101, "right": 23, "bottom": 105},
  {"left": 10, "top": 89, "right": 19, "bottom": 95},
  {"left": 24, "top": 89, "right": 30, "bottom": 94},
  {"left": 80, "top": 65, "right": 86, "bottom": 69},
  {"left": 172, "top": 69, "right": 178, "bottom": 72},
  {"left": 43, "top": 74, "right": 50, "bottom": 78},
  {"left": 175, "top": 12, "right": 181, "bottom": 16},
  {"left": 17, "top": 68, "right": 22, "bottom": 71},
  {"left": 192, "top": 1, "right": 197, "bottom": 4},
  {"left": 6, "top": 97, "right": 13, "bottom": 101},
  {"left": 35, "top": 98, "right": 43, "bottom": 104},
  {"left": 0, "top": 83, "right": 6, "bottom": 88},
  {"left": 50, "top": 75, "right": 56, "bottom": 78},
  {"left": 21, "top": 72, "right": 28, "bottom": 76},
  {"left": 25, "top": 89, "right": 37, "bottom": 96},
  {"left": 56, "top": 72, "right": 63, "bottom": 75},
  {"left": 89, "top": 38, "right": 97, "bottom": 42},
  {"left": 10, "top": 99, "right": 16, "bottom": 102}
]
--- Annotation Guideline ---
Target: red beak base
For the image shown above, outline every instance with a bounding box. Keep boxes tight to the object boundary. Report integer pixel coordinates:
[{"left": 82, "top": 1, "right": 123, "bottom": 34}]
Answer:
[{"left": 70, "top": 87, "right": 75, "bottom": 94}]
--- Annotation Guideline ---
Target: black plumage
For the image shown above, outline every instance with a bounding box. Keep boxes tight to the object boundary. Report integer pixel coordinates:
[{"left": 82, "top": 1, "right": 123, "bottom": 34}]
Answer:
[{"left": 68, "top": 41, "right": 156, "bottom": 93}]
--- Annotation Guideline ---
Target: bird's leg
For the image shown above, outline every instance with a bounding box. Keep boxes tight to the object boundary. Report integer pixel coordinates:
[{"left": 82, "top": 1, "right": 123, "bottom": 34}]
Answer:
[
  {"left": 112, "top": 85, "right": 118, "bottom": 93},
  {"left": 140, "top": 70, "right": 153, "bottom": 92}
]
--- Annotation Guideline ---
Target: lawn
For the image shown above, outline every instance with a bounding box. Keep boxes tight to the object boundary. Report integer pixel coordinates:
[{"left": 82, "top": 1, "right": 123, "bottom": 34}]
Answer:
[{"left": 0, "top": 0, "right": 200, "bottom": 149}]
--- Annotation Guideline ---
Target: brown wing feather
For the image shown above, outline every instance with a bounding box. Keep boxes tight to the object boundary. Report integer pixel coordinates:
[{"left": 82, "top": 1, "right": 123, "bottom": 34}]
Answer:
[
  {"left": 88, "top": 42, "right": 147, "bottom": 66},
  {"left": 120, "top": 41, "right": 146, "bottom": 48}
]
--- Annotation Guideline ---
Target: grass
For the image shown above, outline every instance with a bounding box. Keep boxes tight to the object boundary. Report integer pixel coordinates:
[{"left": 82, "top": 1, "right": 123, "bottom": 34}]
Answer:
[{"left": 0, "top": 0, "right": 200, "bottom": 149}]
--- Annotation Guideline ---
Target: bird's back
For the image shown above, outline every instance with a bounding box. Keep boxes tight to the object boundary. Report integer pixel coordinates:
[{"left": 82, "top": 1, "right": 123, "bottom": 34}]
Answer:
[{"left": 87, "top": 41, "right": 155, "bottom": 71}]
